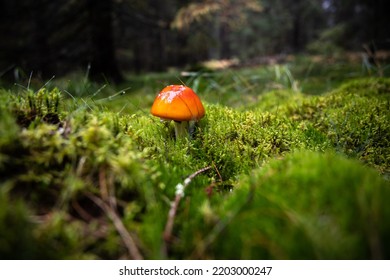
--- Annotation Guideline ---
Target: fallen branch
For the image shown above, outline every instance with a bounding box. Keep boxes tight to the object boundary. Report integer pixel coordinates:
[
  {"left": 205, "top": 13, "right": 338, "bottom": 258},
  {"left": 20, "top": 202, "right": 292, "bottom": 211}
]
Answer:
[{"left": 163, "top": 166, "right": 211, "bottom": 253}]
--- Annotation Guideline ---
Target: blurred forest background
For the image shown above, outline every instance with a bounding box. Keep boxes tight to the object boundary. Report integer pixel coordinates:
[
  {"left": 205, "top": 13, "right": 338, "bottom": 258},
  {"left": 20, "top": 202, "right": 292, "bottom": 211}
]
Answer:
[{"left": 0, "top": 0, "right": 389, "bottom": 83}]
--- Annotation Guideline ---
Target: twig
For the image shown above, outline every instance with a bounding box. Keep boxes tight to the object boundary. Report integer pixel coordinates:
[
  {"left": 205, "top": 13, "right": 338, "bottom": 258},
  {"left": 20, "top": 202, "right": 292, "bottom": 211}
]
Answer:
[
  {"left": 212, "top": 161, "right": 223, "bottom": 182},
  {"left": 163, "top": 194, "right": 182, "bottom": 242},
  {"left": 71, "top": 199, "right": 94, "bottom": 221},
  {"left": 162, "top": 166, "right": 211, "bottom": 253},
  {"left": 98, "top": 167, "right": 117, "bottom": 209},
  {"left": 87, "top": 193, "right": 143, "bottom": 260},
  {"left": 85, "top": 166, "right": 144, "bottom": 260},
  {"left": 188, "top": 166, "right": 213, "bottom": 181}
]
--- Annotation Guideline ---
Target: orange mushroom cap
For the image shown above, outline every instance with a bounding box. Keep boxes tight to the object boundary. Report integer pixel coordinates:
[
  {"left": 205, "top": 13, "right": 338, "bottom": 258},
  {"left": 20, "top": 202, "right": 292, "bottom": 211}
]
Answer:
[{"left": 151, "top": 85, "right": 205, "bottom": 122}]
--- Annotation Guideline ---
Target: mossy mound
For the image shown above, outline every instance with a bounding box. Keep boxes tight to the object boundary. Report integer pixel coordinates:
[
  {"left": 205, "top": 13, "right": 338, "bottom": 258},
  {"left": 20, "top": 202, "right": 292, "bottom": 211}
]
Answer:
[
  {"left": 180, "top": 150, "right": 390, "bottom": 259},
  {"left": 254, "top": 78, "right": 390, "bottom": 174},
  {"left": 0, "top": 77, "right": 389, "bottom": 259}
]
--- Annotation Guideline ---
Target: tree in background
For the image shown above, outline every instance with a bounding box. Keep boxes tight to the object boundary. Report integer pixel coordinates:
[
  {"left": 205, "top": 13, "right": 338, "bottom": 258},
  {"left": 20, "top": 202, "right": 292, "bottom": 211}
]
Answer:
[
  {"left": 231, "top": 0, "right": 326, "bottom": 59},
  {"left": 0, "top": 0, "right": 123, "bottom": 82},
  {"left": 0, "top": 0, "right": 389, "bottom": 83},
  {"left": 172, "top": 0, "right": 263, "bottom": 60},
  {"left": 86, "top": 0, "right": 123, "bottom": 82},
  {"left": 114, "top": 0, "right": 188, "bottom": 72},
  {"left": 326, "top": 0, "right": 389, "bottom": 50}
]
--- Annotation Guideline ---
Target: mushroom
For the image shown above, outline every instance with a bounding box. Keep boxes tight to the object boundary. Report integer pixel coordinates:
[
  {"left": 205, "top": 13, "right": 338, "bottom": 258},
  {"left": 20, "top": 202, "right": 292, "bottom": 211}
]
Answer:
[{"left": 151, "top": 85, "right": 205, "bottom": 139}]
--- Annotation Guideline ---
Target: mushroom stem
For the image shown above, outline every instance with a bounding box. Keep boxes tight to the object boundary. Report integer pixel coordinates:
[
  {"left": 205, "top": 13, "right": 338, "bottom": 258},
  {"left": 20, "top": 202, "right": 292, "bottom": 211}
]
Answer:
[{"left": 174, "top": 121, "right": 189, "bottom": 139}]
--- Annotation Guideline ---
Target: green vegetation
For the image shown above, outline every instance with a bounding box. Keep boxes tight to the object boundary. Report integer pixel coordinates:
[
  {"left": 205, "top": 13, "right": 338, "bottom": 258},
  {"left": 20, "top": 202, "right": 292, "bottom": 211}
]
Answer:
[{"left": 0, "top": 60, "right": 389, "bottom": 259}]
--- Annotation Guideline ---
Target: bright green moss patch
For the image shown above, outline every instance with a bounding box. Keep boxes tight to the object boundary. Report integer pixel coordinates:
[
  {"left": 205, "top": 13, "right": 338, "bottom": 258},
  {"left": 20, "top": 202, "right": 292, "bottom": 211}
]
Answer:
[
  {"left": 181, "top": 150, "right": 390, "bottom": 259},
  {"left": 276, "top": 78, "right": 390, "bottom": 174},
  {"left": 0, "top": 77, "right": 389, "bottom": 259}
]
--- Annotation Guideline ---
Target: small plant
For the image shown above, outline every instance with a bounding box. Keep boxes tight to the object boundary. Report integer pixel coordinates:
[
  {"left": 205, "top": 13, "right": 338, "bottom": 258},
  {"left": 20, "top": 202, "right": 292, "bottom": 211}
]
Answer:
[
  {"left": 273, "top": 65, "right": 301, "bottom": 92},
  {"left": 8, "top": 87, "right": 62, "bottom": 127}
]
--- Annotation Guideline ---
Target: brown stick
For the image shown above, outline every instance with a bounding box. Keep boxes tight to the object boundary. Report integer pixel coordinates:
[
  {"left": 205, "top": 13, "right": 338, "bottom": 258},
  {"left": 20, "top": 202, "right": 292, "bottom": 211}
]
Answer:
[
  {"left": 162, "top": 166, "right": 211, "bottom": 251},
  {"left": 91, "top": 166, "right": 143, "bottom": 260},
  {"left": 87, "top": 193, "right": 144, "bottom": 260},
  {"left": 163, "top": 194, "right": 182, "bottom": 242},
  {"left": 212, "top": 161, "right": 223, "bottom": 182}
]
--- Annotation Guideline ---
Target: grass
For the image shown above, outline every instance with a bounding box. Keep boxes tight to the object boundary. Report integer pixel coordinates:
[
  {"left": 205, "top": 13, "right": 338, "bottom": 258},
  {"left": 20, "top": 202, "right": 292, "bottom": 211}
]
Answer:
[{"left": 0, "top": 55, "right": 389, "bottom": 259}]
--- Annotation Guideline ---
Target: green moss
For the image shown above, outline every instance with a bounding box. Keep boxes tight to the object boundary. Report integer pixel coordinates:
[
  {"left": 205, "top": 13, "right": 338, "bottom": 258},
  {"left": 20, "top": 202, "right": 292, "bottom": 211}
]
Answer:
[
  {"left": 181, "top": 150, "right": 390, "bottom": 259},
  {"left": 279, "top": 78, "right": 390, "bottom": 174},
  {"left": 0, "top": 88, "right": 160, "bottom": 259},
  {"left": 0, "top": 77, "right": 389, "bottom": 259},
  {"left": 0, "top": 191, "right": 42, "bottom": 259}
]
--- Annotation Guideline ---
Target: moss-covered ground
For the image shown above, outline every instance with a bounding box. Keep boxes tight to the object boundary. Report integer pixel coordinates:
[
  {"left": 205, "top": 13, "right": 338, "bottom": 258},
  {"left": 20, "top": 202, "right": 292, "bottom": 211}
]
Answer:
[{"left": 1, "top": 57, "right": 390, "bottom": 259}]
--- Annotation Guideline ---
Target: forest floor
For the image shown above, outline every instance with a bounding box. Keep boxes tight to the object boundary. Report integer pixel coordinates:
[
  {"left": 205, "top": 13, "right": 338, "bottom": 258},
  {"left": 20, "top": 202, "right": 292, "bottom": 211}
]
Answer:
[{"left": 0, "top": 55, "right": 390, "bottom": 259}]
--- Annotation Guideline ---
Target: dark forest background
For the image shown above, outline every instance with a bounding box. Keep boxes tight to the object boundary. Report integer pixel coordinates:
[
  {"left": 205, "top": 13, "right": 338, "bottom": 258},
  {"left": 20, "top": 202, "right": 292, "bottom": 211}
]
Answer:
[{"left": 0, "top": 0, "right": 389, "bottom": 83}]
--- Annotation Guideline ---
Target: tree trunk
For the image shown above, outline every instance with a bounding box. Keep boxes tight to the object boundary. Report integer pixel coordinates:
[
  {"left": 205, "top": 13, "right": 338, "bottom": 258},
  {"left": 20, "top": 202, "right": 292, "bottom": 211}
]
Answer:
[
  {"left": 292, "top": 13, "right": 301, "bottom": 52},
  {"left": 208, "top": 13, "right": 221, "bottom": 60},
  {"left": 87, "top": 0, "right": 123, "bottom": 83},
  {"left": 30, "top": 0, "right": 52, "bottom": 78}
]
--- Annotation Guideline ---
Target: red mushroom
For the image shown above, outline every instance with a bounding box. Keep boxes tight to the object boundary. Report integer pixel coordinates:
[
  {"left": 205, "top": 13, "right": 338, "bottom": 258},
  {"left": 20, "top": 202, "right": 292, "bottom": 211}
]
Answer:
[{"left": 151, "top": 85, "right": 205, "bottom": 139}]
